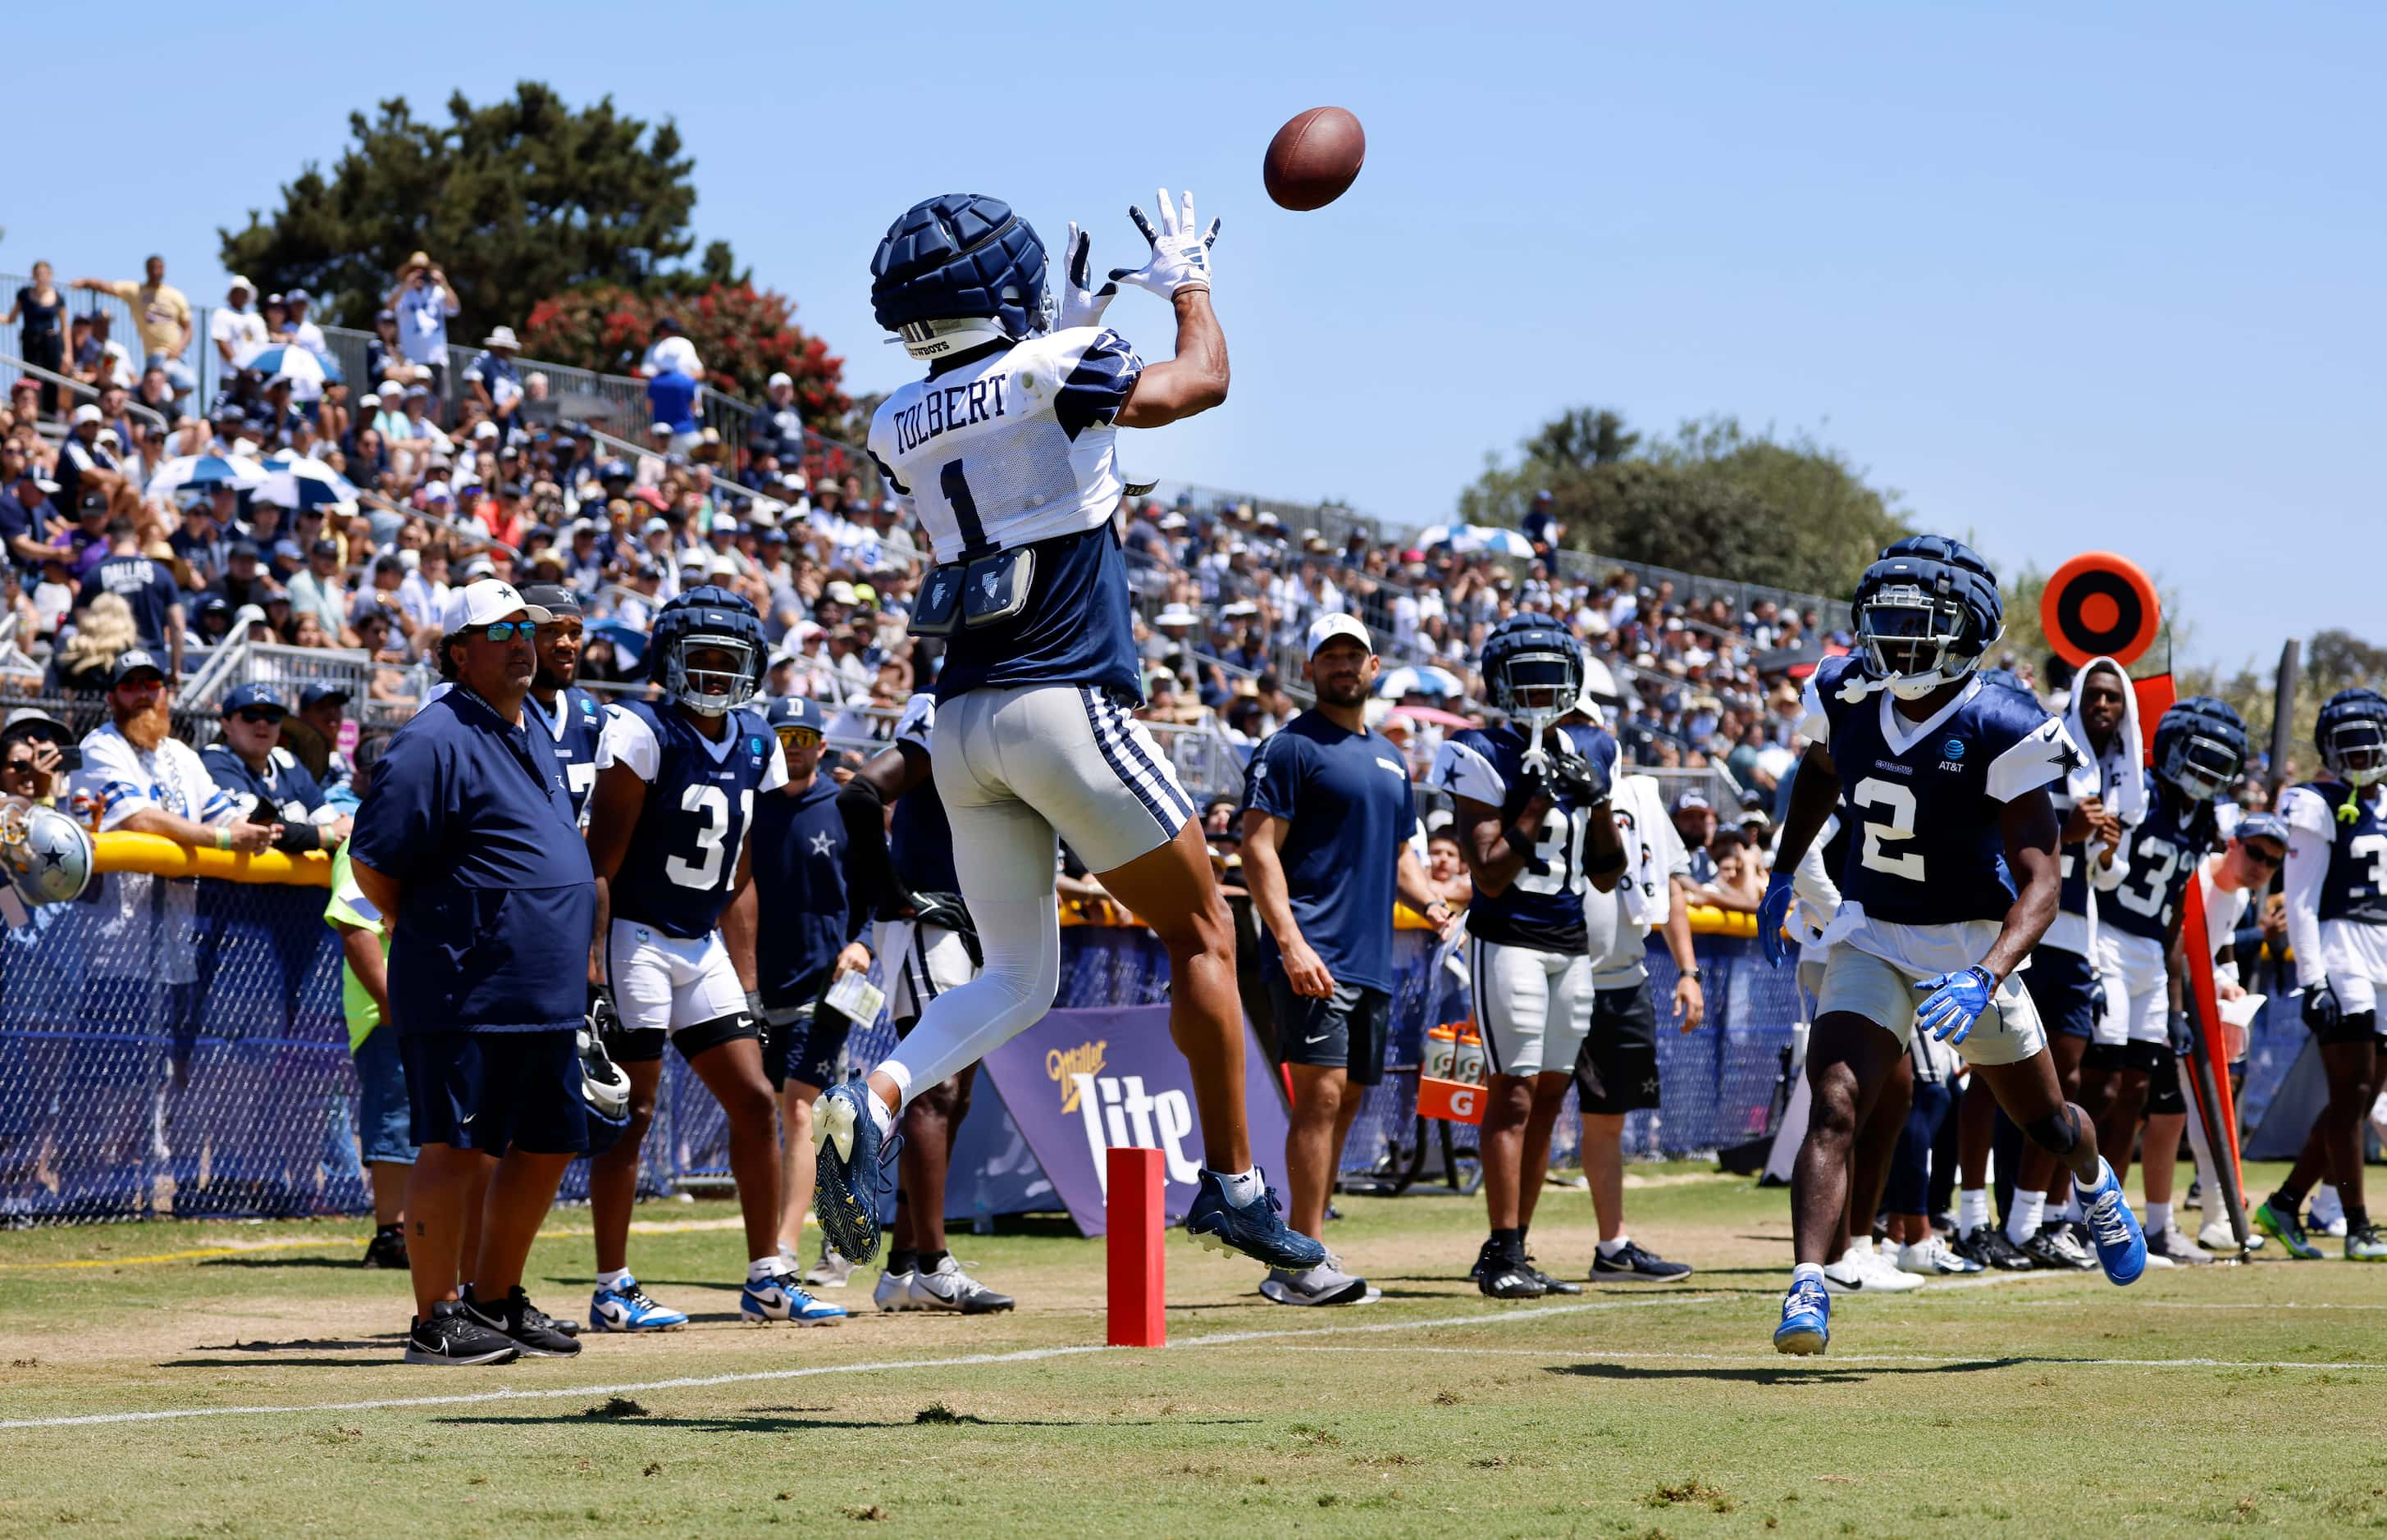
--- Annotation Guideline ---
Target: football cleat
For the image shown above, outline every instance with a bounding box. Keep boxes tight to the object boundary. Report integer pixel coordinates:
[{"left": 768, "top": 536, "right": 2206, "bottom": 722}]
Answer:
[
  {"left": 2346, "top": 1223, "right": 2387, "bottom": 1263},
  {"left": 802, "top": 1239, "right": 855, "bottom": 1288},
  {"left": 1897, "top": 1236, "right": 1984, "bottom": 1275},
  {"left": 810, "top": 1083, "right": 889, "bottom": 1265},
  {"left": 1953, "top": 1224, "right": 2034, "bottom": 1271},
  {"left": 1259, "top": 1261, "right": 1374, "bottom": 1307},
  {"left": 1590, "top": 1240, "right": 1693, "bottom": 1281},
  {"left": 1823, "top": 1246, "right": 1922, "bottom": 1294},
  {"left": 874, "top": 1267, "right": 918, "bottom": 1313},
  {"left": 2147, "top": 1228, "right": 2213, "bottom": 1268},
  {"left": 2079, "top": 1162, "right": 2147, "bottom": 1286},
  {"left": 404, "top": 1301, "right": 518, "bottom": 1367},
  {"left": 2198, "top": 1217, "right": 2262, "bottom": 1252},
  {"left": 1522, "top": 1252, "right": 1584, "bottom": 1294},
  {"left": 2021, "top": 1225, "right": 2097, "bottom": 1272},
  {"left": 1773, "top": 1276, "right": 1831, "bottom": 1355},
  {"left": 1476, "top": 1256, "right": 1545, "bottom": 1300},
  {"left": 2254, "top": 1200, "right": 2321, "bottom": 1260},
  {"left": 589, "top": 1273, "right": 688, "bottom": 1333},
  {"left": 1183, "top": 1169, "right": 1327, "bottom": 1270},
  {"left": 462, "top": 1285, "right": 580, "bottom": 1358},
  {"left": 908, "top": 1255, "right": 1017, "bottom": 1314},
  {"left": 742, "top": 1274, "right": 848, "bottom": 1326},
  {"left": 362, "top": 1223, "right": 409, "bottom": 1271}
]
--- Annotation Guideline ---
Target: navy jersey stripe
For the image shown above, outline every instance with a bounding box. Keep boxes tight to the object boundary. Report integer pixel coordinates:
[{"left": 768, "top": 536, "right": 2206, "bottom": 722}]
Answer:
[
  {"left": 1078, "top": 688, "right": 1178, "bottom": 845},
  {"left": 1103, "top": 697, "right": 1196, "bottom": 827},
  {"left": 1053, "top": 329, "right": 1139, "bottom": 441}
]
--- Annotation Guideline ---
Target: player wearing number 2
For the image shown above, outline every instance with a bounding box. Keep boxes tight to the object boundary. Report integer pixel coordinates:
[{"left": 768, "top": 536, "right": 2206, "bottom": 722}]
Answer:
[
  {"left": 1434, "top": 615, "right": 1624, "bottom": 1298},
  {"left": 2261, "top": 688, "right": 2387, "bottom": 1262},
  {"left": 812, "top": 189, "right": 1326, "bottom": 1275},
  {"left": 582, "top": 586, "right": 846, "bottom": 1328},
  {"left": 1759, "top": 535, "right": 2145, "bottom": 1356}
]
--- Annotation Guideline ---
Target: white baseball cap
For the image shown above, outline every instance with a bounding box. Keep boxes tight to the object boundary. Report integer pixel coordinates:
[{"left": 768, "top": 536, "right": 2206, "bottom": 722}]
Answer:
[
  {"left": 1306, "top": 613, "right": 1373, "bottom": 657},
  {"left": 768, "top": 371, "right": 793, "bottom": 389},
  {"left": 450, "top": 578, "right": 549, "bottom": 630}
]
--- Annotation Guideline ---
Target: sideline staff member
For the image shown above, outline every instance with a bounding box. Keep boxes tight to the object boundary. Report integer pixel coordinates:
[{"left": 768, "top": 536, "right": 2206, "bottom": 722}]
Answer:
[
  {"left": 1243, "top": 614, "right": 1451, "bottom": 1308},
  {"left": 349, "top": 579, "right": 597, "bottom": 1367}
]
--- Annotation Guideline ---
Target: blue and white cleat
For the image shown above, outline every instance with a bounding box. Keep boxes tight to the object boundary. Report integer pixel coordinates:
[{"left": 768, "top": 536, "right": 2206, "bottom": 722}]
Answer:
[
  {"left": 742, "top": 1273, "right": 848, "bottom": 1326},
  {"left": 589, "top": 1273, "right": 689, "bottom": 1333},
  {"left": 1183, "top": 1169, "right": 1327, "bottom": 1270},
  {"left": 2079, "top": 1159, "right": 2147, "bottom": 1286},
  {"left": 810, "top": 1082, "right": 888, "bottom": 1265},
  {"left": 1773, "top": 1274, "right": 1832, "bottom": 1355}
]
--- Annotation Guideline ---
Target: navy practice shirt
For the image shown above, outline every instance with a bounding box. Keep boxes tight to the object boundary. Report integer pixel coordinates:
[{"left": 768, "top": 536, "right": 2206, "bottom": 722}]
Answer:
[
  {"left": 200, "top": 744, "right": 326, "bottom": 825},
  {"left": 1431, "top": 720, "right": 1619, "bottom": 954},
  {"left": 2106, "top": 769, "right": 2218, "bottom": 942},
  {"left": 348, "top": 686, "right": 597, "bottom": 1035},
  {"left": 604, "top": 700, "right": 787, "bottom": 940},
  {"left": 528, "top": 684, "right": 607, "bottom": 825},
  {"left": 79, "top": 554, "right": 180, "bottom": 650},
  {"left": 1243, "top": 711, "right": 1418, "bottom": 994},
  {"left": 751, "top": 772, "right": 869, "bottom": 1010},
  {"left": 929, "top": 522, "right": 1143, "bottom": 703},
  {"left": 2292, "top": 780, "right": 2387, "bottom": 925}
]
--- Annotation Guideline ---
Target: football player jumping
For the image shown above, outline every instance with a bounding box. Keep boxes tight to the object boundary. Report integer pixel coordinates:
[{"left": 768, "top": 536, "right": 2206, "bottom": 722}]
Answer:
[
  {"left": 583, "top": 586, "right": 846, "bottom": 1328},
  {"left": 1759, "top": 536, "right": 2146, "bottom": 1355},
  {"left": 809, "top": 189, "right": 1323, "bottom": 1274}
]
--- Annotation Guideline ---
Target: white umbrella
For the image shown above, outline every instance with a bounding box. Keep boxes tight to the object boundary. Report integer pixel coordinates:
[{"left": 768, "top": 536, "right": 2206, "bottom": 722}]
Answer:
[
  {"left": 1416, "top": 523, "right": 1459, "bottom": 549},
  {"left": 235, "top": 344, "right": 335, "bottom": 400},
  {"left": 147, "top": 453, "right": 269, "bottom": 502},
  {"left": 257, "top": 451, "right": 360, "bottom": 513},
  {"left": 1455, "top": 526, "right": 1536, "bottom": 558},
  {"left": 1376, "top": 664, "right": 1466, "bottom": 699}
]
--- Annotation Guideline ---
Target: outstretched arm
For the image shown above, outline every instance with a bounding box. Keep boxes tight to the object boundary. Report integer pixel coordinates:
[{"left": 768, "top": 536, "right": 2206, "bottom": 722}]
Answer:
[{"left": 1116, "top": 290, "right": 1226, "bottom": 427}]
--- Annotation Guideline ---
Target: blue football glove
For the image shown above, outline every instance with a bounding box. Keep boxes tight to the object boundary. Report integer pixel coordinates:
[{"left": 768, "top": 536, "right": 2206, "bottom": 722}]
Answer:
[
  {"left": 1757, "top": 873, "right": 1798, "bottom": 968},
  {"left": 2303, "top": 980, "right": 2344, "bottom": 1033},
  {"left": 1915, "top": 965, "right": 1998, "bottom": 1045}
]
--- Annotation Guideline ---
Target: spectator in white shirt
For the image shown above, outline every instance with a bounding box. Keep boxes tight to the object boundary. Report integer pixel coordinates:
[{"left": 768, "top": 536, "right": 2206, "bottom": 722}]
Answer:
[
  {"left": 638, "top": 315, "right": 700, "bottom": 378},
  {"left": 281, "top": 289, "right": 328, "bottom": 359},
  {"left": 386, "top": 253, "right": 459, "bottom": 405},
  {"left": 210, "top": 276, "right": 266, "bottom": 379}
]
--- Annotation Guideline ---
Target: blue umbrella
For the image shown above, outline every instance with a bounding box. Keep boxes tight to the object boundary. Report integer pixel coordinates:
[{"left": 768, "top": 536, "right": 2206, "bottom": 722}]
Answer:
[
  {"left": 235, "top": 344, "right": 338, "bottom": 398},
  {"left": 147, "top": 453, "right": 269, "bottom": 501},
  {"left": 258, "top": 451, "right": 360, "bottom": 512},
  {"left": 587, "top": 619, "right": 651, "bottom": 675}
]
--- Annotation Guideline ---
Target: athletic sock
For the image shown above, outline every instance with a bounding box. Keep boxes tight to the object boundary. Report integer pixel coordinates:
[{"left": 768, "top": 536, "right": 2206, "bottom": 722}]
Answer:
[
  {"left": 1959, "top": 1187, "right": 1990, "bottom": 1234},
  {"left": 917, "top": 1249, "right": 949, "bottom": 1274},
  {"left": 1791, "top": 1262, "right": 1825, "bottom": 1287},
  {"left": 2269, "top": 1185, "right": 2307, "bottom": 1214},
  {"left": 596, "top": 1267, "right": 631, "bottom": 1292},
  {"left": 1490, "top": 1226, "right": 1523, "bottom": 1260},
  {"left": 2078, "top": 1159, "right": 2115, "bottom": 1200},
  {"left": 2144, "top": 1201, "right": 2171, "bottom": 1236},
  {"left": 2006, "top": 1191, "right": 2047, "bottom": 1246},
  {"left": 2346, "top": 1206, "right": 2370, "bottom": 1232},
  {"left": 864, "top": 1088, "right": 897, "bottom": 1141},
  {"left": 1596, "top": 1236, "right": 1631, "bottom": 1260},
  {"left": 1211, "top": 1167, "right": 1264, "bottom": 1206},
  {"left": 886, "top": 1248, "right": 919, "bottom": 1278},
  {"left": 2054, "top": 1193, "right": 2083, "bottom": 1223}
]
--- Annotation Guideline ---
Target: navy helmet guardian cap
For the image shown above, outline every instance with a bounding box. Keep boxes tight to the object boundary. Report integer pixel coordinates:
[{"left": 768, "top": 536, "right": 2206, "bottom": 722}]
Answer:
[
  {"left": 871, "top": 194, "right": 1048, "bottom": 360},
  {"left": 2318, "top": 687, "right": 2387, "bottom": 787},
  {"left": 2154, "top": 695, "right": 2248, "bottom": 804},
  {"left": 652, "top": 584, "right": 765, "bottom": 718},
  {"left": 1482, "top": 613, "right": 1584, "bottom": 723},
  {"left": 1851, "top": 535, "right": 2003, "bottom": 699}
]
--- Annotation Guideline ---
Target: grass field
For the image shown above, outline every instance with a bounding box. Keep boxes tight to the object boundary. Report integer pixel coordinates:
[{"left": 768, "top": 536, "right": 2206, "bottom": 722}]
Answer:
[{"left": 6, "top": 1160, "right": 2386, "bottom": 1537}]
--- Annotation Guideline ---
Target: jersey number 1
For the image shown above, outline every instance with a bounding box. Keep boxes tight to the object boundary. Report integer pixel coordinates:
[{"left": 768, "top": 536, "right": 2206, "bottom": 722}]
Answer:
[{"left": 667, "top": 783, "right": 754, "bottom": 891}]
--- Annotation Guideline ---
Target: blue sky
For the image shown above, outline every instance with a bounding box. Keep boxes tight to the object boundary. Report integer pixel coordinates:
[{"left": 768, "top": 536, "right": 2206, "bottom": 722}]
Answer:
[{"left": 12, "top": 2, "right": 2379, "bottom": 672}]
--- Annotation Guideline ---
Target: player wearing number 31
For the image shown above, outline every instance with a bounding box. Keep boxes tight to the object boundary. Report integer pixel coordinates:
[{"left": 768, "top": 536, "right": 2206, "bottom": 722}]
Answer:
[
  {"left": 1759, "top": 536, "right": 2147, "bottom": 1357},
  {"left": 582, "top": 585, "right": 847, "bottom": 1328},
  {"left": 1432, "top": 614, "right": 1625, "bottom": 1300},
  {"left": 815, "top": 187, "right": 1325, "bottom": 1275}
]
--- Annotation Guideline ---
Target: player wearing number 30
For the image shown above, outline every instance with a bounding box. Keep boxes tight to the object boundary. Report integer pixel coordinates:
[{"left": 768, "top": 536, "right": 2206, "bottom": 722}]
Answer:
[
  {"left": 582, "top": 585, "right": 845, "bottom": 1328},
  {"left": 816, "top": 188, "right": 1325, "bottom": 1276},
  {"left": 1433, "top": 614, "right": 1624, "bottom": 1299},
  {"left": 1760, "top": 535, "right": 2145, "bottom": 1356}
]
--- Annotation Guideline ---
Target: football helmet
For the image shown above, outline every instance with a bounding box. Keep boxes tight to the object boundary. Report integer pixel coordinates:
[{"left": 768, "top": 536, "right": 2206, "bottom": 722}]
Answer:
[
  {"left": 1482, "top": 613, "right": 1584, "bottom": 724},
  {"left": 652, "top": 585, "right": 765, "bottom": 718},
  {"left": 2154, "top": 696, "right": 2248, "bottom": 804},
  {"left": 0, "top": 799, "right": 95, "bottom": 906},
  {"left": 2317, "top": 687, "right": 2387, "bottom": 787},
  {"left": 576, "top": 1023, "right": 632, "bottom": 1157},
  {"left": 1851, "top": 535, "right": 2003, "bottom": 699},
  {"left": 871, "top": 194, "right": 1047, "bottom": 361}
]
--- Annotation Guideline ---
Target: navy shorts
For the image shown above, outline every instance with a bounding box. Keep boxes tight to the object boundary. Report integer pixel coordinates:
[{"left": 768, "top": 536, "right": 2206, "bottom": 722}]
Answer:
[
  {"left": 1267, "top": 977, "right": 1389, "bottom": 1085},
  {"left": 763, "top": 1005, "right": 852, "bottom": 1092},
  {"left": 1576, "top": 983, "right": 1662, "bottom": 1115},
  {"left": 352, "top": 1024, "right": 416, "bottom": 1167},
  {"left": 402, "top": 1029, "right": 586, "bottom": 1155},
  {"left": 2022, "top": 945, "right": 2099, "bottom": 1041}
]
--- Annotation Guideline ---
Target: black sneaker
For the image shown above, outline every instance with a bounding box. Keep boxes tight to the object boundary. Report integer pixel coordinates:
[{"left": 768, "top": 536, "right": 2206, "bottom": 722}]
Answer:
[
  {"left": 464, "top": 1284, "right": 582, "bottom": 1357},
  {"left": 1953, "top": 1224, "right": 2034, "bottom": 1271},
  {"left": 1524, "top": 1254, "right": 1585, "bottom": 1295},
  {"left": 404, "top": 1301, "right": 519, "bottom": 1366},
  {"left": 362, "top": 1224, "right": 409, "bottom": 1270},
  {"left": 2021, "top": 1225, "right": 2097, "bottom": 1271},
  {"left": 1591, "top": 1240, "right": 1694, "bottom": 1280},
  {"left": 1475, "top": 1241, "right": 1544, "bottom": 1300}
]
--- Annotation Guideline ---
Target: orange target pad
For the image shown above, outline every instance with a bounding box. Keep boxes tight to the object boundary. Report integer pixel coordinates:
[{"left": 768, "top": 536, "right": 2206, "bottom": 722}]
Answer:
[{"left": 2042, "top": 552, "right": 2161, "bottom": 668}]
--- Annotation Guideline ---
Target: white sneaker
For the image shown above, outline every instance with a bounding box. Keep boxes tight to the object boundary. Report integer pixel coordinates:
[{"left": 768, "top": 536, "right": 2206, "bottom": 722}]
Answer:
[
  {"left": 1897, "top": 1236, "right": 1983, "bottom": 1276},
  {"left": 907, "top": 1255, "right": 1017, "bottom": 1314},
  {"left": 1857, "top": 1242, "right": 1927, "bottom": 1292},
  {"left": 1822, "top": 1248, "right": 1921, "bottom": 1294},
  {"left": 803, "top": 1241, "right": 854, "bottom": 1288},
  {"left": 1257, "top": 1260, "right": 1378, "bottom": 1306},
  {"left": 2199, "top": 1218, "right": 2265, "bottom": 1251},
  {"left": 874, "top": 1268, "right": 917, "bottom": 1312}
]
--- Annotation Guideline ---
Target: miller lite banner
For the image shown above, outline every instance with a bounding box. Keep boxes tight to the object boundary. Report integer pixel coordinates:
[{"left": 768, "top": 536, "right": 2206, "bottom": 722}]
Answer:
[{"left": 979, "top": 1004, "right": 1292, "bottom": 1237}]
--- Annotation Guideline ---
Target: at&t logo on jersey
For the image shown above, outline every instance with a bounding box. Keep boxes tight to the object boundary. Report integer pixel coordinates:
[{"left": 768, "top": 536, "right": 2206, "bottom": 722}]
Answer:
[{"left": 1939, "top": 736, "right": 1967, "bottom": 772}]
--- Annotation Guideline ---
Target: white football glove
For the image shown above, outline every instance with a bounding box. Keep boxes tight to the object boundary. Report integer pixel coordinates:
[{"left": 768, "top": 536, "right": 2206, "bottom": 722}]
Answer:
[
  {"left": 1054, "top": 221, "right": 1119, "bottom": 331},
  {"left": 1107, "top": 188, "right": 1220, "bottom": 301}
]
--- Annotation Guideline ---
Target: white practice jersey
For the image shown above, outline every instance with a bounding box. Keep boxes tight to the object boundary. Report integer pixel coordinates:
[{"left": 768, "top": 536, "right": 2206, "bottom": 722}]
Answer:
[{"left": 866, "top": 327, "right": 1142, "bottom": 562}]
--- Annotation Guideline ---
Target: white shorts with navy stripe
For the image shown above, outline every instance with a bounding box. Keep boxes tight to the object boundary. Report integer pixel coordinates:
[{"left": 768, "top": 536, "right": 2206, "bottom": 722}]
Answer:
[
  {"left": 877, "top": 918, "right": 979, "bottom": 1027},
  {"left": 929, "top": 684, "right": 1198, "bottom": 874},
  {"left": 609, "top": 918, "right": 748, "bottom": 1037}
]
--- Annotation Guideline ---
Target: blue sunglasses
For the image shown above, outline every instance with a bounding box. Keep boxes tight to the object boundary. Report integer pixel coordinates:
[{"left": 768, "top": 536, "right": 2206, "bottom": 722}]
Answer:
[{"left": 467, "top": 621, "right": 536, "bottom": 643}]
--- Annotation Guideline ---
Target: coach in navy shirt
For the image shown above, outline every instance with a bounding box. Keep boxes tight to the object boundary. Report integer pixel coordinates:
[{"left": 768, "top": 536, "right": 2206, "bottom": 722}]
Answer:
[
  {"left": 349, "top": 578, "right": 594, "bottom": 1366},
  {"left": 1241, "top": 614, "right": 1450, "bottom": 1305}
]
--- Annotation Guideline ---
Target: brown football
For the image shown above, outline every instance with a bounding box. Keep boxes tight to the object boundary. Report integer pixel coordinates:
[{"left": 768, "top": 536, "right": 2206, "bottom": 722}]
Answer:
[{"left": 1263, "top": 106, "right": 1366, "bottom": 212}]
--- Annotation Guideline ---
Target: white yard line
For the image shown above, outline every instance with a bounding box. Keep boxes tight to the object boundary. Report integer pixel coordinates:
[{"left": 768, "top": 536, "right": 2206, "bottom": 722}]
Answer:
[{"left": 1262, "top": 1344, "right": 2387, "bottom": 1371}]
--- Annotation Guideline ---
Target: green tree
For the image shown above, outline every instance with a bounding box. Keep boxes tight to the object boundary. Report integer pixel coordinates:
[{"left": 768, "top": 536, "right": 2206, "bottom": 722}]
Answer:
[
  {"left": 220, "top": 82, "right": 739, "bottom": 334},
  {"left": 1458, "top": 408, "right": 1913, "bottom": 596},
  {"left": 520, "top": 281, "right": 848, "bottom": 426}
]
